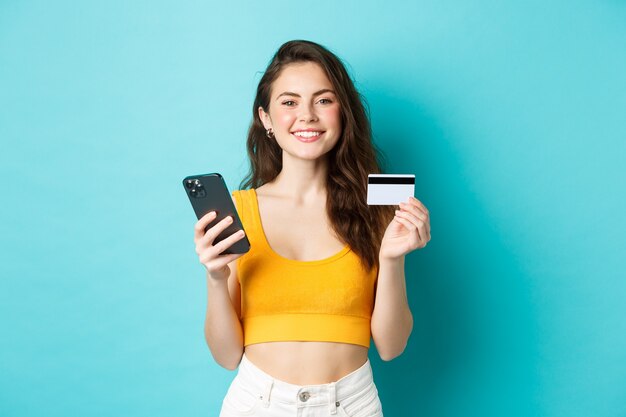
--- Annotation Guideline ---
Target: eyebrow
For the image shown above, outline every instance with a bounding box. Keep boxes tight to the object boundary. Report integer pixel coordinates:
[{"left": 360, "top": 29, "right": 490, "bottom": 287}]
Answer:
[{"left": 275, "top": 89, "right": 336, "bottom": 100}]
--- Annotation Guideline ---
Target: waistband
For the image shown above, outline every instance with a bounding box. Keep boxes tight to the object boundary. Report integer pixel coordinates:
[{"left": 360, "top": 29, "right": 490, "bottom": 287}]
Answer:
[{"left": 237, "top": 352, "right": 374, "bottom": 411}]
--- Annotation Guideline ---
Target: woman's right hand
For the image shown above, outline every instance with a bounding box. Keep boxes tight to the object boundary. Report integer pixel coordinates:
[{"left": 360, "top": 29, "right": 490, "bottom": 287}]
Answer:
[{"left": 193, "top": 211, "right": 246, "bottom": 281}]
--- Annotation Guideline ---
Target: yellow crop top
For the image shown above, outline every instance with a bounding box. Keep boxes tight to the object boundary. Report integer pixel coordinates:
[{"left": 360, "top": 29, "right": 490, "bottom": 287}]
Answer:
[{"left": 232, "top": 189, "right": 378, "bottom": 348}]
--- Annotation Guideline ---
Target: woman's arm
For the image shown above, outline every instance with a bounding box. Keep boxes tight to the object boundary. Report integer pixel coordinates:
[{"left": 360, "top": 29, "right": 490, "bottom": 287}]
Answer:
[
  {"left": 370, "top": 256, "right": 413, "bottom": 361},
  {"left": 370, "top": 196, "right": 430, "bottom": 360},
  {"left": 204, "top": 260, "right": 244, "bottom": 370},
  {"left": 195, "top": 195, "right": 247, "bottom": 370}
]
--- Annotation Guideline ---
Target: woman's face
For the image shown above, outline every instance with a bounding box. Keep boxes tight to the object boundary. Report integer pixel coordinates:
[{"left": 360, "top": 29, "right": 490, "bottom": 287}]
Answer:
[{"left": 259, "top": 62, "right": 342, "bottom": 161}]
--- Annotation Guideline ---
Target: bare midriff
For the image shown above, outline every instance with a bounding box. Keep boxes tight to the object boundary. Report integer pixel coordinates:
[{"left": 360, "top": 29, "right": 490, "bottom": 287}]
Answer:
[{"left": 244, "top": 341, "right": 369, "bottom": 385}]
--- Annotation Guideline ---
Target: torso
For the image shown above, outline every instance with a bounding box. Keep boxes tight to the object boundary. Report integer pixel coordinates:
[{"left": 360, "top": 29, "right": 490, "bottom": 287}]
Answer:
[
  {"left": 243, "top": 184, "right": 369, "bottom": 385},
  {"left": 244, "top": 342, "right": 369, "bottom": 385},
  {"left": 253, "top": 184, "right": 345, "bottom": 261}
]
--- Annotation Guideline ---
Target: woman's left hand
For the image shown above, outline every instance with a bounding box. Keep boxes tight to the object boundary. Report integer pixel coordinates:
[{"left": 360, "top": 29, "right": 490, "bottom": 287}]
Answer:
[{"left": 379, "top": 196, "right": 431, "bottom": 261}]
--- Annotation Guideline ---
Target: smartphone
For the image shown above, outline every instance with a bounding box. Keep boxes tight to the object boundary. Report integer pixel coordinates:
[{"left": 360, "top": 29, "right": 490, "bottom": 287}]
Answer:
[{"left": 182, "top": 173, "right": 250, "bottom": 255}]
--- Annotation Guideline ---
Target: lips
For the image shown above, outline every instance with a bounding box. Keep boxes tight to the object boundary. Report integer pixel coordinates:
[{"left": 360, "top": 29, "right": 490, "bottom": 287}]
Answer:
[{"left": 291, "top": 130, "right": 325, "bottom": 142}]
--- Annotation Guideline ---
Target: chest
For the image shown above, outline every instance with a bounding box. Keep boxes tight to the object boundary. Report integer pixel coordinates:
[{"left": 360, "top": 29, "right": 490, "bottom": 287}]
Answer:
[{"left": 256, "top": 198, "right": 346, "bottom": 262}]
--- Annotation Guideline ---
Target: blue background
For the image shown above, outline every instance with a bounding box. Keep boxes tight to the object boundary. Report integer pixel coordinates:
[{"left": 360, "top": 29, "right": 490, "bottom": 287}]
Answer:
[{"left": 1, "top": 1, "right": 625, "bottom": 416}]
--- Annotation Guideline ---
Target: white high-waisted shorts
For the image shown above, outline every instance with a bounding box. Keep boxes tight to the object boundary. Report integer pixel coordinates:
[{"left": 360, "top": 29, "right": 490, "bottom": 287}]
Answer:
[{"left": 219, "top": 353, "right": 383, "bottom": 417}]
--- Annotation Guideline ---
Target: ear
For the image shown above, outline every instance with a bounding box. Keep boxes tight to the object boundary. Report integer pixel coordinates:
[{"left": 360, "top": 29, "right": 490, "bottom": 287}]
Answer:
[{"left": 258, "top": 106, "right": 273, "bottom": 130}]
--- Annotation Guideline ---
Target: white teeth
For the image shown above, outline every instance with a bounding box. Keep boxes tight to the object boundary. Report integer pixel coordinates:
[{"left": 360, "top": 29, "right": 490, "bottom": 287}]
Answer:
[{"left": 293, "top": 131, "right": 322, "bottom": 138}]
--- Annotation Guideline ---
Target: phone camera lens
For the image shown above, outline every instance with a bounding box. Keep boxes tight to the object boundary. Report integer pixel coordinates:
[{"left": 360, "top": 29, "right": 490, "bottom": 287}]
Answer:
[
  {"left": 185, "top": 180, "right": 194, "bottom": 189},
  {"left": 190, "top": 188, "right": 197, "bottom": 195}
]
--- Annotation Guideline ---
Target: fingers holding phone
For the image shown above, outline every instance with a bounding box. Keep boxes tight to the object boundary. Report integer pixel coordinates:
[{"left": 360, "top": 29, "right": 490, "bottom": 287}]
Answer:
[
  {"left": 194, "top": 211, "right": 246, "bottom": 280},
  {"left": 184, "top": 173, "right": 250, "bottom": 280}
]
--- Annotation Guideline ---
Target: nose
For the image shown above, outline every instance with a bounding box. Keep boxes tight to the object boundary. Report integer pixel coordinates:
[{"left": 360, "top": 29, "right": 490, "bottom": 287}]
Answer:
[{"left": 298, "top": 102, "right": 318, "bottom": 123}]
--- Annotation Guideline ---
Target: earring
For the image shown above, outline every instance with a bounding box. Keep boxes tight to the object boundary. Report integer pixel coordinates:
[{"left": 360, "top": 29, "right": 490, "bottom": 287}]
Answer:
[{"left": 266, "top": 128, "right": 275, "bottom": 139}]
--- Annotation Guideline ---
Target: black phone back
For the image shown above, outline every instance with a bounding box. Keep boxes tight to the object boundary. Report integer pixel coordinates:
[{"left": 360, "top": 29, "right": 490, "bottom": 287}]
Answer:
[{"left": 182, "top": 173, "right": 250, "bottom": 255}]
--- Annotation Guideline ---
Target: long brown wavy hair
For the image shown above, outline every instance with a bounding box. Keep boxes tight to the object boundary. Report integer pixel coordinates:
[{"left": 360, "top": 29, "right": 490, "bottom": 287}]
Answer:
[{"left": 239, "top": 40, "right": 395, "bottom": 272}]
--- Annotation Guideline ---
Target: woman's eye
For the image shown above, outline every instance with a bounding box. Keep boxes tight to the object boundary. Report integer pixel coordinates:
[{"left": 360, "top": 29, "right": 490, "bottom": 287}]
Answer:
[
  {"left": 318, "top": 98, "right": 333, "bottom": 104},
  {"left": 282, "top": 100, "right": 296, "bottom": 106}
]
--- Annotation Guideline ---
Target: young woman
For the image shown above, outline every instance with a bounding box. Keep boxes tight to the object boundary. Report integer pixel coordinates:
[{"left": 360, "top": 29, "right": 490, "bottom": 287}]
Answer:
[{"left": 193, "top": 40, "right": 431, "bottom": 417}]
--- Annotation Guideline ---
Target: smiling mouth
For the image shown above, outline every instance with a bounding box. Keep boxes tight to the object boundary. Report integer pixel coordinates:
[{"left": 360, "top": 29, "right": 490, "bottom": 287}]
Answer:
[{"left": 292, "top": 131, "right": 324, "bottom": 142}]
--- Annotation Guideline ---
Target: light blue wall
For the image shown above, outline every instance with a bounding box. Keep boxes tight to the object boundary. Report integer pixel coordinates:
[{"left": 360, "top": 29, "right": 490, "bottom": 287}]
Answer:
[{"left": 1, "top": 1, "right": 624, "bottom": 416}]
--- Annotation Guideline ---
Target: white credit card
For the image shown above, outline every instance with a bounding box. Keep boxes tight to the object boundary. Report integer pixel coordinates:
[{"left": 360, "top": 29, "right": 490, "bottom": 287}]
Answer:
[{"left": 367, "top": 174, "right": 415, "bottom": 205}]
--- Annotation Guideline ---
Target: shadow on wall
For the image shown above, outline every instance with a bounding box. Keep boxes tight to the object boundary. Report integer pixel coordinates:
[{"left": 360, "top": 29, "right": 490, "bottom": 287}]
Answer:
[{"left": 365, "top": 90, "right": 539, "bottom": 416}]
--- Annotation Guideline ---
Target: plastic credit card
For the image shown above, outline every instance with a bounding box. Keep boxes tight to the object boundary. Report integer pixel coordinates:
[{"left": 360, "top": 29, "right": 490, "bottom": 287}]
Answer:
[{"left": 366, "top": 174, "right": 415, "bottom": 205}]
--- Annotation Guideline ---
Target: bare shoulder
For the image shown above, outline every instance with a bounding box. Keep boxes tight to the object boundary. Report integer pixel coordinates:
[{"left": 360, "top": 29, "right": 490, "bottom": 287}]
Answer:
[
  {"left": 253, "top": 184, "right": 281, "bottom": 208},
  {"left": 254, "top": 183, "right": 272, "bottom": 197}
]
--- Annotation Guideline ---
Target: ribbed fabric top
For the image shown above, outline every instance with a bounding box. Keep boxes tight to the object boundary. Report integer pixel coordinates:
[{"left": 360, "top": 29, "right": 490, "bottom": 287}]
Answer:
[{"left": 232, "top": 189, "right": 378, "bottom": 348}]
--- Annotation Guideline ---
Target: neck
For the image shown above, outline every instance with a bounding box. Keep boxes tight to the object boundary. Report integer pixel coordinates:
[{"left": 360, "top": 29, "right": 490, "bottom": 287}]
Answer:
[{"left": 266, "top": 154, "right": 329, "bottom": 205}]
